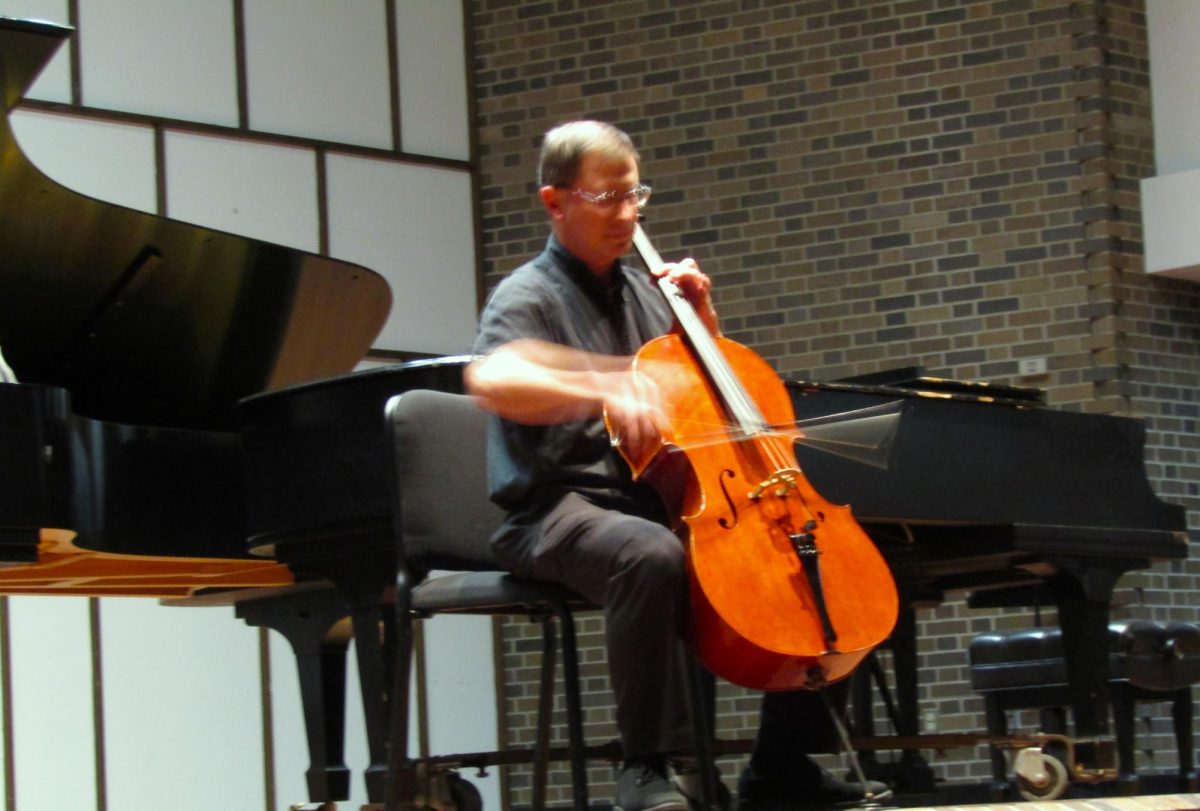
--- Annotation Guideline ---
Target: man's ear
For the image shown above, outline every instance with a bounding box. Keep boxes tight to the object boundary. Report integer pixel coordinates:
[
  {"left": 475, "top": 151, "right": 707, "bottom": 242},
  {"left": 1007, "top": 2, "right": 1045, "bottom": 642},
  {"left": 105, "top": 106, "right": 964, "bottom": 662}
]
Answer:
[{"left": 539, "top": 185, "right": 562, "bottom": 220}]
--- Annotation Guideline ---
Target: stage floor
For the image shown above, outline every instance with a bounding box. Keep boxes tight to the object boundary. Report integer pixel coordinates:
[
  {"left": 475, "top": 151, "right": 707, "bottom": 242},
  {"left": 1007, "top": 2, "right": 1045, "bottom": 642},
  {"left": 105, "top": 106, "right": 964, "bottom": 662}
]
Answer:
[{"left": 896, "top": 793, "right": 1200, "bottom": 811}]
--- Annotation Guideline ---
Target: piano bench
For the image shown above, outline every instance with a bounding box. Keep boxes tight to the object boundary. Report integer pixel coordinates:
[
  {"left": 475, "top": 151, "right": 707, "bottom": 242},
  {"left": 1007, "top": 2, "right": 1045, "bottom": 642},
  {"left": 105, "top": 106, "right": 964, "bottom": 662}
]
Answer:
[{"left": 969, "top": 621, "right": 1200, "bottom": 796}]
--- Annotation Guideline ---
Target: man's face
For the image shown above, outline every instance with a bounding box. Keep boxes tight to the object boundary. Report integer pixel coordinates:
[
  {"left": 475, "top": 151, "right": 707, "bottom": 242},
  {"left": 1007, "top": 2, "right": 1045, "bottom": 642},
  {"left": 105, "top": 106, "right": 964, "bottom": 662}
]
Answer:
[{"left": 543, "top": 152, "right": 641, "bottom": 276}]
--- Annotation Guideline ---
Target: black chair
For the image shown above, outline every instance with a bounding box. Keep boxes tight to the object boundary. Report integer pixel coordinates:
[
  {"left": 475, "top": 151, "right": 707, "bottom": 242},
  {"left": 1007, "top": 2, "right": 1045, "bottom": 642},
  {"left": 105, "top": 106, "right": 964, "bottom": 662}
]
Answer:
[
  {"left": 381, "top": 389, "right": 722, "bottom": 811},
  {"left": 382, "top": 389, "right": 594, "bottom": 811}
]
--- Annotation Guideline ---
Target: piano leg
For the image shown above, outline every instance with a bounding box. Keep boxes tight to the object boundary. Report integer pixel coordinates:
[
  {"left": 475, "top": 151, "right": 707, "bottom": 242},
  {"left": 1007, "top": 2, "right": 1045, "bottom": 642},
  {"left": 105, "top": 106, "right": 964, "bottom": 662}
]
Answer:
[
  {"left": 237, "top": 587, "right": 355, "bottom": 804},
  {"left": 1045, "top": 561, "right": 1124, "bottom": 769},
  {"left": 889, "top": 606, "right": 937, "bottom": 792},
  {"left": 350, "top": 599, "right": 394, "bottom": 803},
  {"left": 850, "top": 603, "right": 936, "bottom": 793},
  {"left": 275, "top": 546, "right": 400, "bottom": 805},
  {"left": 345, "top": 591, "right": 439, "bottom": 807}
]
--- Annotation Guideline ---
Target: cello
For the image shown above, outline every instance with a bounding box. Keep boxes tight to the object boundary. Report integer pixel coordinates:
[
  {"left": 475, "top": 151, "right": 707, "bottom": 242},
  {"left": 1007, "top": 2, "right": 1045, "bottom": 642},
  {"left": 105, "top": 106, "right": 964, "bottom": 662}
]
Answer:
[{"left": 608, "top": 224, "right": 899, "bottom": 691}]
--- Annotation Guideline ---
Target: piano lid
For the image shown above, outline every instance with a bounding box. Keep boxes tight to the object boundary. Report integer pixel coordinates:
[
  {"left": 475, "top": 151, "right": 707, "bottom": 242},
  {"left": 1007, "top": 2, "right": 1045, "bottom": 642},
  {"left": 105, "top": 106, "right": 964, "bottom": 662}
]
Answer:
[
  {"left": 0, "top": 18, "right": 392, "bottom": 430},
  {"left": 793, "top": 365, "right": 1047, "bottom": 408}
]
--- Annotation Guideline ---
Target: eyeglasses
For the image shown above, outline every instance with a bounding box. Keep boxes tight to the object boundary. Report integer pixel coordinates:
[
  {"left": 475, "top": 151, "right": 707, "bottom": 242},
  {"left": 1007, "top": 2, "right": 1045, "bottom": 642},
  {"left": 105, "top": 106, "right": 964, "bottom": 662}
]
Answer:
[{"left": 559, "top": 184, "right": 652, "bottom": 209}]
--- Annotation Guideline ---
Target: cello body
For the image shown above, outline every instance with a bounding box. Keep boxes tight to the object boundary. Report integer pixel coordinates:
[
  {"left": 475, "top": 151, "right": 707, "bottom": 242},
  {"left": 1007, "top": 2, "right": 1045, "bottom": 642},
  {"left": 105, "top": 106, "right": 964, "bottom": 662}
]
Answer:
[{"left": 614, "top": 230, "right": 899, "bottom": 691}]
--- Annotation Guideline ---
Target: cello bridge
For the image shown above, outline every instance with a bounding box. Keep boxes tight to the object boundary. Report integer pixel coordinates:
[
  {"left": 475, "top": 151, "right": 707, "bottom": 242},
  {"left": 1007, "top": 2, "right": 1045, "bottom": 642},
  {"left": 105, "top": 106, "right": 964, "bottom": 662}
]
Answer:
[{"left": 748, "top": 468, "right": 803, "bottom": 500}]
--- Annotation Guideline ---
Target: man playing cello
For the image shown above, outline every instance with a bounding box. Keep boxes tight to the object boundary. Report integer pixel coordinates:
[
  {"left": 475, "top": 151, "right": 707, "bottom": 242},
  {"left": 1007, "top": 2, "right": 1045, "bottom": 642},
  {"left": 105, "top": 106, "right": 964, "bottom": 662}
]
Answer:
[{"left": 467, "top": 120, "right": 891, "bottom": 811}]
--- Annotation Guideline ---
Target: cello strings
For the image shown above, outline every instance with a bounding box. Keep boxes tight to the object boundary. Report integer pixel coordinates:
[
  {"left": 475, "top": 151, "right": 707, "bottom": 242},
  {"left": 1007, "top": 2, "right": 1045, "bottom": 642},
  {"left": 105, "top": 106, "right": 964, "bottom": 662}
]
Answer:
[
  {"left": 661, "top": 278, "right": 798, "bottom": 472},
  {"left": 632, "top": 226, "right": 820, "bottom": 555},
  {"left": 634, "top": 224, "right": 796, "bottom": 473},
  {"left": 654, "top": 305, "right": 795, "bottom": 472}
]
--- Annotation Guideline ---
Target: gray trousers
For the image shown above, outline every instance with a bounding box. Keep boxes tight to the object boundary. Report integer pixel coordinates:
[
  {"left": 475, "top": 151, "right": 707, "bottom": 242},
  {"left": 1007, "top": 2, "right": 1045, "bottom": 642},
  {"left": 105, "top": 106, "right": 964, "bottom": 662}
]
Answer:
[
  {"left": 493, "top": 490, "right": 840, "bottom": 769},
  {"left": 494, "top": 490, "right": 694, "bottom": 759}
]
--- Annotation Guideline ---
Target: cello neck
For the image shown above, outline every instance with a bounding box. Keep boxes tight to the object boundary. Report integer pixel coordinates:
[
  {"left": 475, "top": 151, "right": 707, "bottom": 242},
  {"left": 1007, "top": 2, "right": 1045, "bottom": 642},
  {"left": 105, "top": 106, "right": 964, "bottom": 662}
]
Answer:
[
  {"left": 631, "top": 225, "right": 711, "bottom": 342},
  {"left": 631, "top": 224, "right": 766, "bottom": 436}
]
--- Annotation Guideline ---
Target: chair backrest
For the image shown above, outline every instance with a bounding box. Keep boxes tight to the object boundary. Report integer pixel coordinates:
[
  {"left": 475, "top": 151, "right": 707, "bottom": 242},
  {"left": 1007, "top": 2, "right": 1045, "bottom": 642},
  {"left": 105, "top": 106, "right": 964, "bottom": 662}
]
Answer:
[{"left": 386, "top": 389, "right": 506, "bottom": 572}]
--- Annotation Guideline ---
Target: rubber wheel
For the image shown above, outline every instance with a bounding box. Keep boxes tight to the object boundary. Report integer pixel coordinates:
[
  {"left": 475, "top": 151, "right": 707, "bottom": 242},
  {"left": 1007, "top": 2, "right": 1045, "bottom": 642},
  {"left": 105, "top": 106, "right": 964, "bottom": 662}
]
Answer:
[{"left": 1015, "top": 752, "right": 1069, "bottom": 801}]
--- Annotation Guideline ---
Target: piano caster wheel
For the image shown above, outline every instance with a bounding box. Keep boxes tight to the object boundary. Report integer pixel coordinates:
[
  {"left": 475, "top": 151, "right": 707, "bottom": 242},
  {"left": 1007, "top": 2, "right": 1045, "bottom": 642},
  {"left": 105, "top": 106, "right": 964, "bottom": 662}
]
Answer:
[{"left": 1013, "top": 749, "right": 1069, "bottom": 802}]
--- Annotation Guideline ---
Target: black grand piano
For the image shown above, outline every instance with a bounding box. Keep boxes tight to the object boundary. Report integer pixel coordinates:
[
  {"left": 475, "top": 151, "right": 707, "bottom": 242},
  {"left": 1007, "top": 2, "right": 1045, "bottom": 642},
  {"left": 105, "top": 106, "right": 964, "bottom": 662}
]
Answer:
[
  {"left": 0, "top": 16, "right": 382, "bottom": 593},
  {"left": 1, "top": 15, "right": 1190, "bottom": 810},
  {"left": 0, "top": 16, "right": 465, "bottom": 806},
  {"left": 787, "top": 372, "right": 1191, "bottom": 789}
]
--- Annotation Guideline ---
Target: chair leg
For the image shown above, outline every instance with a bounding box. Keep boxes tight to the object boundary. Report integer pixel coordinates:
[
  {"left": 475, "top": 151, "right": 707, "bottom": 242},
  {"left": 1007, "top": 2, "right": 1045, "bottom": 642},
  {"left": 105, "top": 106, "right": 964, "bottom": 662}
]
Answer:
[
  {"left": 1170, "top": 687, "right": 1198, "bottom": 790},
  {"left": 983, "top": 695, "right": 1009, "bottom": 800},
  {"left": 684, "top": 652, "right": 720, "bottom": 811},
  {"left": 385, "top": 579, "right": 420, "bottom": 811},
  {"left": 1039, "top": 706, "right": 1066, "bottom": 735},
  {"left": 1110, "top": 682, "right": 1140, "bottom": 794},
  {"left": 532, "top": 616, "right": 560, "bottom": 811},
  {"left": 553, "top": 602, "right": 590, "bottom": 811},
  {"left": 1039, "top": 705, "right": 1069, "bottom": 770}
]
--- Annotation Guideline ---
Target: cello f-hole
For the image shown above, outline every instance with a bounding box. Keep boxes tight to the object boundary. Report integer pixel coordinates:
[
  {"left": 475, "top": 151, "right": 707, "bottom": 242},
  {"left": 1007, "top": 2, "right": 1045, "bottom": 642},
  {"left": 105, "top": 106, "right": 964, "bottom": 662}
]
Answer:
[{"left": 717, "top": 469, "right": 739, "bottom": 529}]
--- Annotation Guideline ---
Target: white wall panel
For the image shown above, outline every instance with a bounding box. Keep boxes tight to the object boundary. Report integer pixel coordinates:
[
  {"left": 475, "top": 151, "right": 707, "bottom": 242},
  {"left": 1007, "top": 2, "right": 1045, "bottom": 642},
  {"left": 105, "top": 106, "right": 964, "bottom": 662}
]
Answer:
[
  {"left": 77, "top": 0, "right": 237, "bottom": 126},
  {"left": 100, "top": 600, "right": 264, "bottom": 811},
  {"left": 267, "top": 632, "right": 315, "bottom": 808},
  {"left": 165, "top": 131, "right": 319, "bottom": 252},
  {"left": 1143, "top": 1, "right": 1200, "bottom": 280},
  {"left": 343, "top": 640, "right": 372, "bottom": 807},
  {"left": 7, "top": 597, "right": 97, "bottom": 810},
  {"left": 244, "top": 0, "right": 391, "bottom": 149},
  {"left": 0, "top": 0, "right": 71, "bottom": 102},
  {"left": 1147, "top": 0, "right": 1200, "bottom": 176},
  {"left": 9, "top": 109, "right": 157, "bottom": 213},
  {"left": 1142, "top": 168, "right": 1200, "bottom": 280},
  {"left": 327, "top": 155, "right": 476, "bottom": 355},
  {"left": 395, "top": 0, "right": 469, "bottom": 161},
  {"left": 0, "top": 606, "right": 4, "bottom": 809},
  {"left": 0, "top": 0, "right": 66, "bottom": 25},
  {"left": 423, "top": 615, "right": 501, "bottom": 810}
]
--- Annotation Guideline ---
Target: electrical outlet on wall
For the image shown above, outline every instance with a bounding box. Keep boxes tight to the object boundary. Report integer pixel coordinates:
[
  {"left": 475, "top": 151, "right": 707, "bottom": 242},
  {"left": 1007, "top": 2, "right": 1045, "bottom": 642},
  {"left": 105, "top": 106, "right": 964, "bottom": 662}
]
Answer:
[{"left": 1018, "top": 357, "right": 1048, "bottom": 377}]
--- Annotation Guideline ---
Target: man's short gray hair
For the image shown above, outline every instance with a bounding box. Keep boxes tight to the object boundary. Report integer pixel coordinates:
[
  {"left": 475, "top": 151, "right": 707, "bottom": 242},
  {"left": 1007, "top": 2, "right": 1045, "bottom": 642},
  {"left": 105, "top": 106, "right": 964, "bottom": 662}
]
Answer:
[{"left": 538, "top": 121, "right": 639, "bottom": 188}]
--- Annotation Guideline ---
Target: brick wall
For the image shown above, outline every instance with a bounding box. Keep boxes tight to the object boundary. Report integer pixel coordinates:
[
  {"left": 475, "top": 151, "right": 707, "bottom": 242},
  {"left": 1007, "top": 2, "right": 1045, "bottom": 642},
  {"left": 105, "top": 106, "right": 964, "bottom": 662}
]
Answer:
[{"left": 470, "top": 0, "right": 1199, "bottom": 805}]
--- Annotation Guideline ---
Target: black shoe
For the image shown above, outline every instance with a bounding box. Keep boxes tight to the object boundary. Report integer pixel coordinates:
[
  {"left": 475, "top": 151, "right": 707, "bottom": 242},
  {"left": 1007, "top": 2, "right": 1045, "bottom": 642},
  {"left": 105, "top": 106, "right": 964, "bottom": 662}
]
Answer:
[
  {"left": 616, "top": 756, "right": 690, "bottom": 811},
  {"left": 671, "top": 758, "right": 733, "bottom": 811},
  {"left": 737, "top": 765, "right": 892, "bottom": 811}
]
